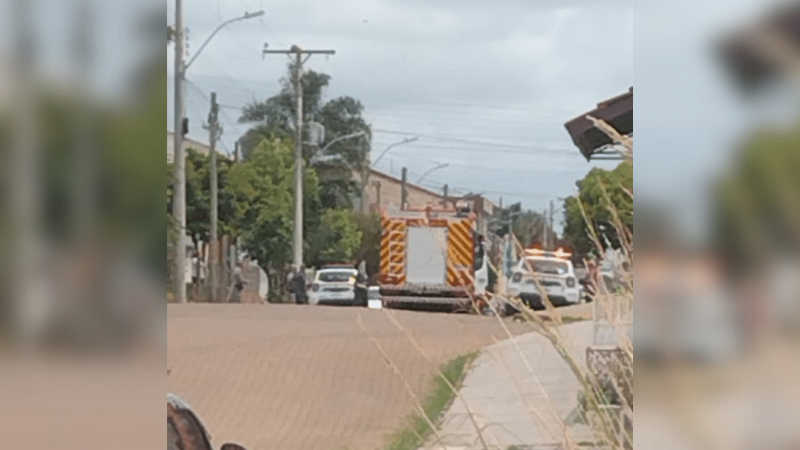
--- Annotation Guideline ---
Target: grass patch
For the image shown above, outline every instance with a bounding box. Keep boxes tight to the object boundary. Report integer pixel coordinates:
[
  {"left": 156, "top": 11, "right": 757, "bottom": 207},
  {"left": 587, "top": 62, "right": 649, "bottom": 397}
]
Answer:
[{"left": 384, "top": 351, "right": 479, "bottom": 450}]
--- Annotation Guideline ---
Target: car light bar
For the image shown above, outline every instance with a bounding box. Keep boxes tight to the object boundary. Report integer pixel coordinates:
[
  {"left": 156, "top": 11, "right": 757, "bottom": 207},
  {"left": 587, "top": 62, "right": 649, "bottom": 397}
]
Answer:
[{"left": 524, "top": 248, "right": 572, "bottom": 259}]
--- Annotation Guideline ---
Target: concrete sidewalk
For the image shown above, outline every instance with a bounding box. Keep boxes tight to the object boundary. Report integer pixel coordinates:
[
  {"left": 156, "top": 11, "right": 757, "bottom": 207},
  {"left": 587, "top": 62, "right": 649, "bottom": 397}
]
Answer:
[{"left": 428, "top": 321, "right": 596, "bottom": 450}]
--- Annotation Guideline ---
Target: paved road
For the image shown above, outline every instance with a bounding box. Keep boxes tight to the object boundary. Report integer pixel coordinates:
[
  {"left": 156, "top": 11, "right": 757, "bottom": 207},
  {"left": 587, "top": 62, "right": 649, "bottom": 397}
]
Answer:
[{"left": 167, "top": 304, "right": 529, "bottom": 450}]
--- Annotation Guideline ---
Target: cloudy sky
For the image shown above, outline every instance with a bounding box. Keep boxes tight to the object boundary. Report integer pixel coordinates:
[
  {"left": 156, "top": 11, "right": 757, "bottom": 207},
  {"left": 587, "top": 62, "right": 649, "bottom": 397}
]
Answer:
[{"left": 167, "top": 0, "right": 633, "bottom": 225}]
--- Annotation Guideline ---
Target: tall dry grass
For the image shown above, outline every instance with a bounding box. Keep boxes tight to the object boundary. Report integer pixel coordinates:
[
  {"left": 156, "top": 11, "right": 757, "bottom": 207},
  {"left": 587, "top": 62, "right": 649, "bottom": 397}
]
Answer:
[{"left": 359, "top": 118, "right": 632, "bottom": 449}]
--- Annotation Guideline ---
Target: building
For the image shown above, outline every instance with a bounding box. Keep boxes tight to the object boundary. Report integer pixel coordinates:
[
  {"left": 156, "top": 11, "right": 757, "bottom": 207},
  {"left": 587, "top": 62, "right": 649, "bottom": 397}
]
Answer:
[
  {"left": 564, "top": 87, "right": 633, "bottom": 161},
  {"left": 361, "top": 169, "right": 498, "bottom": 236},
  {"left": 362, "top": 168, "right": 445, "bottom": 213}
]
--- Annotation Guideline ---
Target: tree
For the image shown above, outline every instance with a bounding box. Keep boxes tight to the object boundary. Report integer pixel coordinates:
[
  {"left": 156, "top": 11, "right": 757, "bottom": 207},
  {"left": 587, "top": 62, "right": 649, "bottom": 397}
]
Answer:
[
  {"left": 562, "top": 161, "right": 633, "bottom": 261},
  {"left": 238, "top": 63, "right": 371, "bottom": 209},
  {"left": 307, "top": 209, "right": 363, "bottom": 268},
  {"left": 491, "top": 203, "right": 555, "bottom": 249},
  {"left": 511, "top": 210, "right": 555, "bottom": 249},
  {"left": 227, "top": 137, "right": 322, "bottom": 274},
  {"left": 352, "top": 212, "right": 382, "bottom": 276},
  {"left": 713, "top": 129, "right": 800, "bottom": 272},
  {"left": 166, "top": 148, "right": 239, "bottom": 248}
]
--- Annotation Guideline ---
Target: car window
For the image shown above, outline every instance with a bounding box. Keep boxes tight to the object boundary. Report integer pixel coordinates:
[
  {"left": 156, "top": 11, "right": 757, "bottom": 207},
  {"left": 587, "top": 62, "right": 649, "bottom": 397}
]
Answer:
[
  {"left": 317, "top": 271, "right": 356, "bottom": 282},
  {"left": 523, "top": 258, "right": 569, "bottom": 275}
]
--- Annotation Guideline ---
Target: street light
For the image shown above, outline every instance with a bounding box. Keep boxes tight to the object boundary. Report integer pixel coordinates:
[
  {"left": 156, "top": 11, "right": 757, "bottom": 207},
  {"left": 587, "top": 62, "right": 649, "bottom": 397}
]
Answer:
[
  {"left": 172, "top": 9, "right": 264, "bottom": 304},
  {"left": 416, "top": 163, "right": 449, "bottom": 184},
  {"left": 372, "top": 137, "right": 418, "bottom": 167},
  {"left": 184, "top": 11, "right": 265, "bottom": 71},
  {"left": 310, "top": 130, "right": 367, "bottom": 164}
]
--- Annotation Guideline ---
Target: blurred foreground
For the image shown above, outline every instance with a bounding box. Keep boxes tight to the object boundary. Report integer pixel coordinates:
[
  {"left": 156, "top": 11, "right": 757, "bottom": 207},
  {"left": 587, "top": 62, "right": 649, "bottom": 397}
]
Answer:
[
  {"left": 637, "top": 0, "right": 800, "bottom": 448},
  {"left": 0, "top": 0, "right": 163, "bottom": 448}
]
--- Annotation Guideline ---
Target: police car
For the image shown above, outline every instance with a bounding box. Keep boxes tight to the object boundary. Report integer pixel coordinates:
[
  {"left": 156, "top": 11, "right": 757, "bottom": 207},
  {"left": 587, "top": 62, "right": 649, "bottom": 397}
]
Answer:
[
  {"left": 308, "top": 265, "right": 364, "bottom": 306},
  {"left": 505, "top": 248, "right": 582, "bottom": 309}
]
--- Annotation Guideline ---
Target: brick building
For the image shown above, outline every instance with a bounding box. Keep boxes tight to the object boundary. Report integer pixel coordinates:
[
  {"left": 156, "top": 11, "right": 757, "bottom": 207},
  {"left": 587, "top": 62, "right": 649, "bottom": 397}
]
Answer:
[{"left": 363, "top": 168, "right": 445, "bottom": 213}]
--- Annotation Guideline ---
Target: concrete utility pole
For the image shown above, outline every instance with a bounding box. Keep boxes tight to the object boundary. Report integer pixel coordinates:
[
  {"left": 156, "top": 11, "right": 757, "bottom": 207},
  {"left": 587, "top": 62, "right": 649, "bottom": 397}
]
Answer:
[
  {"left": 442, "top": 184, "right": 448, "bottom": 207},
  {"left": 171, "top": 8, "right": 263, "bottom": 305},
  {"left": 548, "top": 200, "right": 555, "bottom": 250},
  {"left": 172, "top": 0, "right": 187, "bottom": 304},
  {"left": 373, "top": 181, "right": 382, "bottom": 211},
  {"left": 203, "top": 92, "right": 223, "bottom": 300},
  {"left": 401, "top": 167, "right": 408, "bottom": 210},
  {"left": 263, "top": 45, "right": 335, "bottom": 268},
  {"left": 368, "top": 136, "right": 417, "bottom": 213}
]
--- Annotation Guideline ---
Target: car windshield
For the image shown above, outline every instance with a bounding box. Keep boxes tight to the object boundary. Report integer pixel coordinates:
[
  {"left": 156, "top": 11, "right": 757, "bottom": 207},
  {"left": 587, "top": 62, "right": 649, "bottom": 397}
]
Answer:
[
  {"left": 318, "top": 270, "right": 356, "bottom": 282},
  {"left": 523, "top": 258, "right": 568, "bottom": 275}
]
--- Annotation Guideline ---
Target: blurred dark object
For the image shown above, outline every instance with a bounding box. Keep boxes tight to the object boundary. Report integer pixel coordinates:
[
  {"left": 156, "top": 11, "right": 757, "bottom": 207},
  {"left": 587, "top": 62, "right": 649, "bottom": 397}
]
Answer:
[
  {"left": 182, "top": 117, "right": 189, "bottom": 137},
  {"left": 168, "top": 394, "right": 248, "bottom": 450},
  {"left": 718, "top": 3, "right": 800, "bottom": 95},
  {"left": 564, "top": 87, "right": 633, "bottom": 161}
]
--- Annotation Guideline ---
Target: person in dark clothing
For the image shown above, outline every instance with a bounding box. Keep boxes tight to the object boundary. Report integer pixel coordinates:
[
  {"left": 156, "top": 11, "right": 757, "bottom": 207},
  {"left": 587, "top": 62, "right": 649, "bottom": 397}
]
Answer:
[
  {"left": 353, "top": 263, "right": 368, "bottom": 307},
  {"left": 291, "top": 265, "right": 308, "bottom": 304}
]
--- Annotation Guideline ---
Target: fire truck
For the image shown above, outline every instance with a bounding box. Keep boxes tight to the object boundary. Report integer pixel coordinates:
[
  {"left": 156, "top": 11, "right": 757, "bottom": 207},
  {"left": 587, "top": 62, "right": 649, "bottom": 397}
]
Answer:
[{"left": 378, "top": 205, "right": 489, "bottom": 312}]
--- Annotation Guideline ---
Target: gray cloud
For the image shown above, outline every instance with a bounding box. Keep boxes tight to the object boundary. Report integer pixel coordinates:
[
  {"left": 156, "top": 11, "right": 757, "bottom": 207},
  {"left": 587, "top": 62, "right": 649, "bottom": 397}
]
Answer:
[{"left": 169, "top": 0, "right": 632, "bottom": 215}]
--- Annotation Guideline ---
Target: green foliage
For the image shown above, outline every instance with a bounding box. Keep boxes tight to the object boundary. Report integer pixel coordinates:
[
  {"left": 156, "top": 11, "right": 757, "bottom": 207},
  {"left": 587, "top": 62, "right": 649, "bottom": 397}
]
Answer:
[
  {"left": 384, "top": 352, "right": 477, "bottom": 450},
  {"left": 227, "top": 138, "right": 321, "bottom": 272},
  {"left": 307, "top": 209, "right": 362, "bottom": 268},
  {"left": 491, "top": 203, "right": 555, "bottom": 249},
  {"left": 512, "top": 210, "right": 554, "bottom": 248},
  {"left": 352, "top": 212, "right": 382, "bottom": 276},
  {"left": 168, "top": 148, "right": 240, "bottom": 246},
  {"left": 714, "top": 129, "right": 800, "bottom": 268},
  {"left": 562, "top": 162, "right": 633, "bottom": 260},
  {"left": 238, "top": 62, "right": 370, "bottom": 209}
]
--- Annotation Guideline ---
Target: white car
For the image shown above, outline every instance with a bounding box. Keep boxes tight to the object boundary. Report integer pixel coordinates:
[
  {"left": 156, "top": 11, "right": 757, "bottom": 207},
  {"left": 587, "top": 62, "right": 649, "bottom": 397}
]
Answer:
[
  {"left": 505, "top": 249, "right": 581, "bottom": 309},
  {"left": 308, "top": 267, "right": 364, "bottom": 306}
]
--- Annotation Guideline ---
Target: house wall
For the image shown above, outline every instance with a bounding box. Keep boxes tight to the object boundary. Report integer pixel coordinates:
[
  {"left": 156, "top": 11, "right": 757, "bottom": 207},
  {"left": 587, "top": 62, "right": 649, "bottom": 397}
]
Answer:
[{"left": 363, "top": 170, "right": 444, "bottom": 213}]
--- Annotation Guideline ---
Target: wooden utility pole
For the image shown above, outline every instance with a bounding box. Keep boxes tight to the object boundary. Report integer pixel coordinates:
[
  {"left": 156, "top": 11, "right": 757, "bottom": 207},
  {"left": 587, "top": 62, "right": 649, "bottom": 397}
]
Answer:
[
  {"left": 203, "top": 92, "right": 222, "bottom": 300},
  {"left": 263, "top": 45, "right": 335, "bottom": 269}
]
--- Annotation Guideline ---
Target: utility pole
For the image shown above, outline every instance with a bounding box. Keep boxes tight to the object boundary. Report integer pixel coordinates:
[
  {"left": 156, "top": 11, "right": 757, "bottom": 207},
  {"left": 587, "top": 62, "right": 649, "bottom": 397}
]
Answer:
[
  {"left": 263, "top": 45, "right": 335, "bottom": 269},
  {"left": 172, "top": 0, "right": 187, "bottom": 304},
  {"left": 203, "top": 92, "right": 223, "bottom": 301},
  {"left": 361, "top": 136, "right": 370, "bottom": 214},
  {"left": 542, "top": 209, "right": 549, "bottom": 250},
  {"left": 442, "top": 184, "right": 448, "bottom": 208},
  {"left": 171, "top": 8, "right": 263, "bottom": 305},
  {"left": 400, "top": 167, "right": 408, "bottom": 210},
  {"left": 373, "top": 181, "right": 382, "bottom": 211},
  {"left": 548, "top": 200, "right": 555, "bottom": 250}
]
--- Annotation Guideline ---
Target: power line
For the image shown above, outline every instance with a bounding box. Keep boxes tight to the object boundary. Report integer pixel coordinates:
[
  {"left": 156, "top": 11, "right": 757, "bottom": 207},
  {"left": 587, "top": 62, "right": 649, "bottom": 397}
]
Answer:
[{"left": 372, "top": 129, "right": 577, "bottom": 155}]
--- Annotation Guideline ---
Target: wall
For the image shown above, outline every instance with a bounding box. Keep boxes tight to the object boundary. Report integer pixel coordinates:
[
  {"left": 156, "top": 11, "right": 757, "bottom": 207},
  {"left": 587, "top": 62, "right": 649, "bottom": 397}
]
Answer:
[{"left": 363, "top": 169, "right": 444, "bottom": 213}]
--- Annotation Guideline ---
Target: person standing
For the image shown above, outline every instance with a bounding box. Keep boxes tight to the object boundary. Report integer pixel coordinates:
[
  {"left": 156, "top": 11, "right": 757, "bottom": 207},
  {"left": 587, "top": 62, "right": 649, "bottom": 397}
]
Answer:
[
  {"left": 229, "top": 261, "right": 248, "bottom": 303},
  {"left": 291, "top": 265, "right": 308, "bottom": 304},
  {"left": 354, "top": 262, "right": 368, "bottom": 307}
]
